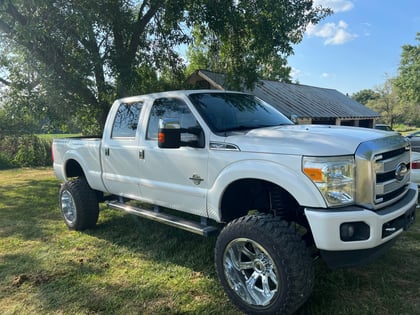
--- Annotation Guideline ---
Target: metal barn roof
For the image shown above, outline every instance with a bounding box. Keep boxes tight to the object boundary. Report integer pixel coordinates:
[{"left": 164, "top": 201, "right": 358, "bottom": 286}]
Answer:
[{"left": 188, "top": 70, "right": 379, "bottom": 120}]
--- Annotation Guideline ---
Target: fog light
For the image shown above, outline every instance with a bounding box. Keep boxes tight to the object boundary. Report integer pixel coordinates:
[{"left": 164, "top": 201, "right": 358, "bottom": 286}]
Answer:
[
  {"left": 340, "top": 223, "right": 355, "bottom": 241},
  {"left": 340, "top": 222, "right": 370, "bottom": 242}
]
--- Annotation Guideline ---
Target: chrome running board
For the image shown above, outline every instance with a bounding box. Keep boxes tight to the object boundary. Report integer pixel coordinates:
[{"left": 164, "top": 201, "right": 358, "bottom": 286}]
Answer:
[{"left": 107, "top": 200, "right": 218, "bottom": 237}]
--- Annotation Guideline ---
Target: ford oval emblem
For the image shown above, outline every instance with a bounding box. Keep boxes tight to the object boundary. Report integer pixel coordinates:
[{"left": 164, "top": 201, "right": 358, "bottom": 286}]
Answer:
[{"left": 395, "top": 163, "right": 408, "bottom": 181}]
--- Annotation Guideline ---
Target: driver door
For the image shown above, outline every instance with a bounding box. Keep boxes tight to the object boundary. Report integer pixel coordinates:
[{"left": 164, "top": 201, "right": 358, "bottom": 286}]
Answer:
[{"left": 139, "top": 97, "right": 208, "bottom": 216}]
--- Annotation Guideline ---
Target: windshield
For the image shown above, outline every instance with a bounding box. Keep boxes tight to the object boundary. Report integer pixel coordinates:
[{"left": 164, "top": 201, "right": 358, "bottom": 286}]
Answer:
[{"left": 188, "top": 92, "right": 292, "bottom": 135}]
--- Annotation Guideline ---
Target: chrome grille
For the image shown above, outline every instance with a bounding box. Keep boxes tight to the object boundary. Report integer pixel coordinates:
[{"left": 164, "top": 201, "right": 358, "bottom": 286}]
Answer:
[{"left": 355, "top": 135, "right": 411, "bottom": 210}]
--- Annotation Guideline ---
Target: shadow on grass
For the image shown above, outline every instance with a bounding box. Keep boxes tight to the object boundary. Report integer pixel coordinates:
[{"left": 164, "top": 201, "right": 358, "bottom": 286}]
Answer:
[
  {"left": 88, "top": 210, "right": 218, "bottom": 275},
  {"left": 0, "top": 178, "right": 61, "bottom": 240}
]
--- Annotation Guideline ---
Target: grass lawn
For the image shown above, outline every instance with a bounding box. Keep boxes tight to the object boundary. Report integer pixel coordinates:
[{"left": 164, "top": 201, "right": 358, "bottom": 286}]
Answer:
[{"left": 1, "top": 168, "right": 419, "bottom": 314}]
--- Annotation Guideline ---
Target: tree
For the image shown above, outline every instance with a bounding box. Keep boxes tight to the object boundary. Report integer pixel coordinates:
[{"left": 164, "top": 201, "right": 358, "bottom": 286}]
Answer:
[
  {"left": 394, "top": 33, "right": 420, "bottom": 106},
  {"left": 366, "top": 79, "right": 402, "bottom": 128},
  {"left": 0, "top": 43, "right": 40, "bottom": 134},
  {"left": 351, "top": 89, "right": 380, "bottom": 105},
  {"left": 0, "top": 0, "right": 330, "bottom": 132},
  {"left": 186, "top": 25, "right": 293, "bottom": 83},
  {"left": 394, "top": 33, "right": 420, "bottom": 126},
  {"left": 186, "top": 1, "right": 329, "bottom": 88}
]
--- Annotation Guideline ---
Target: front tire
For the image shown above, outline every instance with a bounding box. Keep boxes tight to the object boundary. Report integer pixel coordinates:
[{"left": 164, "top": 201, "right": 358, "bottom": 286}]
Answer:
[
  {"left": 215, "top": 214, "right": 313, "bottom": 315},
  {"left": 59, "top": 177, "right": 99, "bottom": 230}
]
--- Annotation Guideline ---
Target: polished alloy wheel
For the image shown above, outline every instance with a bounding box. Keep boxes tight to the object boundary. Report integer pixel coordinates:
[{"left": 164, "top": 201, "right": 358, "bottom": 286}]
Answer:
[
  {"left": 61, "top": 189, "right": 77, "bottom": 224},
  {"left": 223, "top": 237, "right": 279, "bottom": 307}
]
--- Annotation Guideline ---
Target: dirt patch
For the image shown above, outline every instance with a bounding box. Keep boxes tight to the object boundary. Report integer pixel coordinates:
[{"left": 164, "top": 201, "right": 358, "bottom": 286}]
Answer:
[{"left": 11, "top": 272, "right": 53, "bottom": 288}]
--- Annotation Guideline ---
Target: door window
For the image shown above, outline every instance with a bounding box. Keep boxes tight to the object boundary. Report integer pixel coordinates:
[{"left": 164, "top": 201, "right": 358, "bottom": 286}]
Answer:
[
  {"left": 111, "top": 102, "right": 143, "bottom": 138},
  {"left": 146, "top": 98, "right": 203, "bottom": 146}
]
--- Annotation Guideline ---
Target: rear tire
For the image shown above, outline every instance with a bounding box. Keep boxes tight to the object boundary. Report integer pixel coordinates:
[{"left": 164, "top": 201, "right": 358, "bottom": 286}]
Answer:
[
  {"left": 215, "top": 214, "right": 313, "bottom": 315},
  {"left": 59, "top": 177, "right": 99, "bottom": 230}
]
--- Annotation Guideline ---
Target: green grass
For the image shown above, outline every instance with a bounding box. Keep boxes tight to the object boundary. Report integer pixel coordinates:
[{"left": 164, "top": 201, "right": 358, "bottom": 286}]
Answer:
[{"left": 1, "top": 168, "right": 420, "bottom": 314}]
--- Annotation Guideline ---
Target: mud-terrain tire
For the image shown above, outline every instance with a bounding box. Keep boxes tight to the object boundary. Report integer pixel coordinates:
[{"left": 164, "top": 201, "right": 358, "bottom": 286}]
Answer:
[
  {"left": 215, "top": 214, "right": 313, "bottom": 315},
  {"left": 59, "top": 177, "right": 99, "bottom": 230}
]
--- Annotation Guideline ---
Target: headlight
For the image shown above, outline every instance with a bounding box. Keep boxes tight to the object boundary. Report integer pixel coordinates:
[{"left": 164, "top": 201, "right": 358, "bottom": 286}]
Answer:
[{"left": 303, "top": 156, "right": 355, "bottom": 206}]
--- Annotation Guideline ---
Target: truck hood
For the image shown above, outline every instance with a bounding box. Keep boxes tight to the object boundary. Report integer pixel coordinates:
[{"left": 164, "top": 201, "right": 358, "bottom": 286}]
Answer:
[{"left": 226, "top": 125, "right": 398, "bottom": 156}]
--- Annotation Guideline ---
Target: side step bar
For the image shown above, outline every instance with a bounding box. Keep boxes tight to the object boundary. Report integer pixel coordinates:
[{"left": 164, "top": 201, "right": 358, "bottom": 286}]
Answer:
[{"left": 107, "top": 200, "right": 219, "bottom": 237}]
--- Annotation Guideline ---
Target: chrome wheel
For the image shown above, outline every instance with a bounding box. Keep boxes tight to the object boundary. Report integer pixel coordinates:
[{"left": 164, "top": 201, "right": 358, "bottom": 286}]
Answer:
[
  {"left": 59, "top": 178, "right": 99, "bottom": 230},
  {"left": 223, "top": 237, "right": 279, "bottom": 307},
  {"left": 216, "top": 215, "right": 314, "bottom": 314},
  {"left": 61, "top": 189, "right": 77, "bottom": 224}
]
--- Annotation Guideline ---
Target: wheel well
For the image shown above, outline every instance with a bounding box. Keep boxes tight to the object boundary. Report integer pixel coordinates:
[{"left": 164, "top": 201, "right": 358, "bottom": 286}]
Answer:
[
  {"left": 220, "top": 179, "right": 304, "bottom": 224},
  {"left": 65, "top": 159, "right": 85, "bottom": 179}
]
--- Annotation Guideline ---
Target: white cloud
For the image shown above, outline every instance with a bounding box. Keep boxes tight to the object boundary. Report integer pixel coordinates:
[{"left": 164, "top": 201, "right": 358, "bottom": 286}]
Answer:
[
  {"left": 290, "top": 67, "right": 302, "bottom": 78},
  {"left": 321, "top": 72, "right": 336, "bottom": 79},
  {"left": 313, "top": 0, "right": 354, "bottom": 12},
  {"left": 306, "top": 20, "right": 357, "bottom": 45}
]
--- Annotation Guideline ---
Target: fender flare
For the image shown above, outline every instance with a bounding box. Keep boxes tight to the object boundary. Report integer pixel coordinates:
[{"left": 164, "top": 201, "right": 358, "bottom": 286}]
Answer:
[{"left": 206, "top": 159, "right": 327, "bottom": 221}]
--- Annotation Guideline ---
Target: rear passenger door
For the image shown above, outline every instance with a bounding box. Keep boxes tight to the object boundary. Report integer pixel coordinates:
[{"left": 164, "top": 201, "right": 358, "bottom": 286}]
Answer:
[{"left": 102, "top": 100, "right": 144, "bottom": 198}]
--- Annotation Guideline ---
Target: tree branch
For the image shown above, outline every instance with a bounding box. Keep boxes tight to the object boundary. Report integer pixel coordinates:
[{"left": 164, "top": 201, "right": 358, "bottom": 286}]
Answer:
[
  {"left": 5, "top": 1, "right": 27, "bottom": 26},
  {"left": 128, "top": 0, "right": 163, "bottom": 61},
  {"left": 0, "top": 77, "right": 11, "bottom": 86}
]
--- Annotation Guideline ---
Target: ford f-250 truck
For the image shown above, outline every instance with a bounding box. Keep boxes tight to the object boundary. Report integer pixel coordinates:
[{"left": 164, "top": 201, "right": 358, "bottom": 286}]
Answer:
[{"left": 53, "top": 90, "right": 417, "bottom": 315}]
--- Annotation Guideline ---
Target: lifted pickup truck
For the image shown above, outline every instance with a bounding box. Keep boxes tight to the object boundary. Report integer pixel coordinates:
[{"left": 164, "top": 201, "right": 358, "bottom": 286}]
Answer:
[{"left": 53, "top": 90, "right": 417, "bottom": 315}]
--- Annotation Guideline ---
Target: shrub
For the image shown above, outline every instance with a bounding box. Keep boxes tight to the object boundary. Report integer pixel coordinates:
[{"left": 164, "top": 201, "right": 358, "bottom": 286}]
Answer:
[
  {"left": 0, "top": 152, "right": 17, "bottom": 170},
  {"left": 0, "top": 135, "right": 52, "bottom": 169}
]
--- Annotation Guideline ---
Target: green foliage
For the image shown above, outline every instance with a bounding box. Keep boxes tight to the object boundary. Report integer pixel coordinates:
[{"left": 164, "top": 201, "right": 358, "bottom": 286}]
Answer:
[
  {"left": 0, "top": 135, "right": 52, "bottom": 169},
  {"left": 351, "top": 89, "right": 380, "bottom": 105},
  {"left": 354, "top": 34, "right": 420, "bottom": 128},
  {"left": 0, "top": 0, "right": 330, "bottom": 132},
  {"left": 0, "top": 106, "right": 39, "bottom": 136},
  {"left": 14, "top": 135, "right": 52, "bottom": 167},
  {"left": 393, "top": 33, "right": 420, "bottom": 127},
  {"left": 365, "top": 79, "right": 403, "bottom": 128},
  {"left": 0, "top": 152, "right": 16, "bottom": 169},
  {"left": 186, "top": 1, "right": 330, "bottom": 89},
  {"left": 394, "top": 33, "right": 420, "bottom": 106}
]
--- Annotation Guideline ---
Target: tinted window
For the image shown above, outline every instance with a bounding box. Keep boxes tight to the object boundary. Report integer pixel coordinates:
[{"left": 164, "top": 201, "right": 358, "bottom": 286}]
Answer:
[
  {"left": 111, "top": 102, "right": 143, "bottom": 138},
  {"left": 188, "top": 93, "right": 292, "bottom": 135},
  {"left": 146, "top": 98, "right": 201, "bottom": 142}
]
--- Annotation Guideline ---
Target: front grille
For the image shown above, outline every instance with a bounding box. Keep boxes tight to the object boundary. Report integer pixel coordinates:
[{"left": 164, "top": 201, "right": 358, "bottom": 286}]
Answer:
[{"left": 355, "top": 135, "right": 411, "bottom": 210}]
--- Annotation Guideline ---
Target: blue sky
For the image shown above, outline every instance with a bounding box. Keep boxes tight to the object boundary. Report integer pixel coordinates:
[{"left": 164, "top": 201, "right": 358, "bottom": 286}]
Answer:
[{"left": 288, "top": 0, "right": 420, "bottom": 95}]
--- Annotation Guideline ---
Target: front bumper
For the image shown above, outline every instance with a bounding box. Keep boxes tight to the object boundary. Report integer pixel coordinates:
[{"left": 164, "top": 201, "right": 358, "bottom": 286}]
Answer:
[{"left": 305, "top": 183, "right": 418, "bottom": 254}]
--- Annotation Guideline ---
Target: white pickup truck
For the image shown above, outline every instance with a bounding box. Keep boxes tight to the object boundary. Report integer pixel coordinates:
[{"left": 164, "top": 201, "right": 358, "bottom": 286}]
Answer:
[{"left": 53, "top": 90, "right": 417, "bottom": 315}]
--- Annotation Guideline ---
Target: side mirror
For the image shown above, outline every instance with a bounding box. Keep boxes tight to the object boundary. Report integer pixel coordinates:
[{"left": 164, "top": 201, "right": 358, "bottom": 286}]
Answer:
[{"left": 158, "top": 118, "right": 181, "bottom": 149}]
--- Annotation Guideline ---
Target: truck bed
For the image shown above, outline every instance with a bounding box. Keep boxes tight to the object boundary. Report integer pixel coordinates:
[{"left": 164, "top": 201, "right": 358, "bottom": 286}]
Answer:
[{"left": 52, "top": 137, "right": 106, "bottom": 192}]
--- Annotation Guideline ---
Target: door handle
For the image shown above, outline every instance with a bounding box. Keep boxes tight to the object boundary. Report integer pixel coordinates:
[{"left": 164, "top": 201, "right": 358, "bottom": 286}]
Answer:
[
  {"left": 105, "top": 147, "right": 110, "bottom": 156},
  {"left": 139, "top": 149, "right": 145, "bottom": 159}
]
